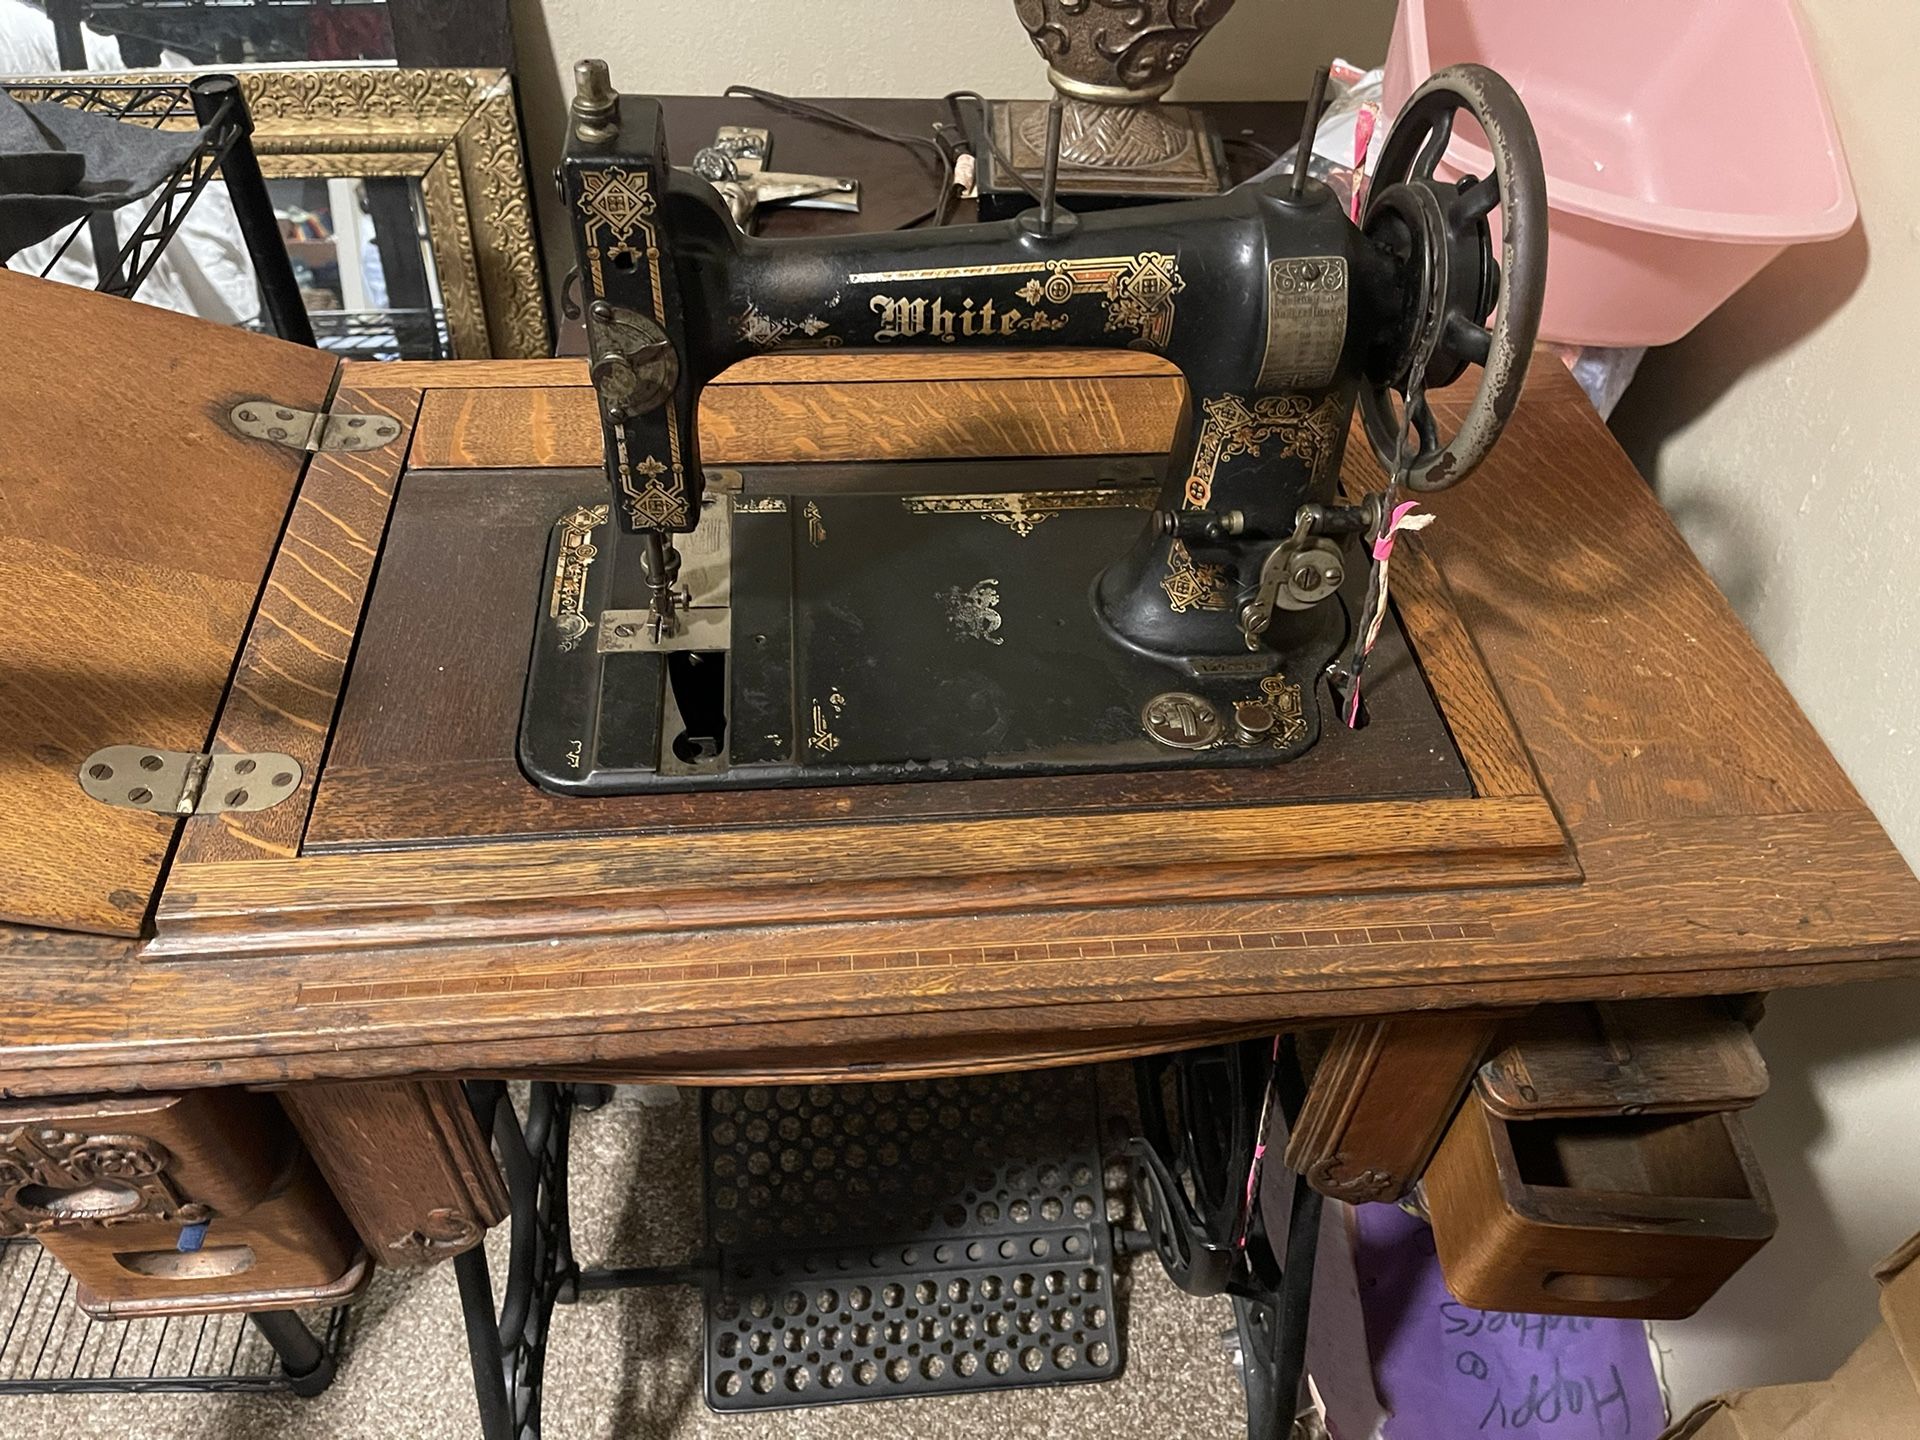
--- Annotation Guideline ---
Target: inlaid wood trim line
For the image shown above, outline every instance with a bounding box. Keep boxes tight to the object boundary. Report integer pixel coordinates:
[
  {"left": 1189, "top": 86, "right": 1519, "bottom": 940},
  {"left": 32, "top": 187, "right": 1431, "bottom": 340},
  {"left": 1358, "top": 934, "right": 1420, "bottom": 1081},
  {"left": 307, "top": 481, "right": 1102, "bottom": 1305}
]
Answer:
[
  {"left": 170, "top": 388, "right": 419, "bottom": 868},
  {"left": 291, "top": 920, "right": 1506, "bottom": 1009}
]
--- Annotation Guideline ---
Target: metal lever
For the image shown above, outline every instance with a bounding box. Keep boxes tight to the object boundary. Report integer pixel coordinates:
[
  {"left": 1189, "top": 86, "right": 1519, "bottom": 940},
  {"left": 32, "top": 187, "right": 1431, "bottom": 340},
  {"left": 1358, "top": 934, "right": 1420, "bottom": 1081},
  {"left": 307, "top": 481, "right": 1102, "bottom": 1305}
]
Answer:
[
  {"left": 1038, "top": 93, "right": 1064, "bottom": 233},
  {"left": 1239, "top": 505, "right": 1353, "bottom": 649},
  {"left": 1289, "top": 64, "right": 1330, "bottom": 200}
]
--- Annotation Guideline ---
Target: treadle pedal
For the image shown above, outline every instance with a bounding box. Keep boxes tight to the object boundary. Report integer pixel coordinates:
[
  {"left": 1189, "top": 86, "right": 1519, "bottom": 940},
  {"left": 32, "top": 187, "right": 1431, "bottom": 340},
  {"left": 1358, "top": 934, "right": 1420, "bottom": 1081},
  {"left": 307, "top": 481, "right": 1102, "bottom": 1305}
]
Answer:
[{"left": 700, "top": 1069, "right": 1124, "bottom": 1410}]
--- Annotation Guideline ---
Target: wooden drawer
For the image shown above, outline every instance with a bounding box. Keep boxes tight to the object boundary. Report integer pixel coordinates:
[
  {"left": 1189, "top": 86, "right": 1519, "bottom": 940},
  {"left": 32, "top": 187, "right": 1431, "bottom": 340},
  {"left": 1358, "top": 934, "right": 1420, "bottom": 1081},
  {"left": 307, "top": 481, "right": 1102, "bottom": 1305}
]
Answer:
[
  {"left": 0, "top": 1090, "right": 364, "bottom": 1311},
  {"left": 0, "top": 1091, "right": 293, "bottom": 1235},
  {"left": 1426, "top": 1097, "right": 1776, "bottom": 1320},
  {"left": 53, "top": 1153, "right": 363, "bottom": 1313}
]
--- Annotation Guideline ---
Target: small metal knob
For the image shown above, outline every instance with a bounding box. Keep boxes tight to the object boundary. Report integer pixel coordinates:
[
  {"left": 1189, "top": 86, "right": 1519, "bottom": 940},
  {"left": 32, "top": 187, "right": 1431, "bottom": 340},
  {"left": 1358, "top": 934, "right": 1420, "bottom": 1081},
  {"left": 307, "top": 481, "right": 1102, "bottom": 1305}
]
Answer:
[
  {"left": 571, "top": 58, "right": 619, "bottom": 142},
  {"left": 1231, "top": 700, "right": 1276, "bottom": 746}
]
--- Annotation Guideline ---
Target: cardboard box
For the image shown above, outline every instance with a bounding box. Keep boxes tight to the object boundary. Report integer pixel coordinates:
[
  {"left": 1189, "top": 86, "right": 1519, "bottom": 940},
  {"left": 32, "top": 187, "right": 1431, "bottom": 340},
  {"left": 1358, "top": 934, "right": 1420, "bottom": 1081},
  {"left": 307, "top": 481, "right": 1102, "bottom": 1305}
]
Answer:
[{"left": 1661, "top": 1227, "right": 1920, "bottom": 1438}]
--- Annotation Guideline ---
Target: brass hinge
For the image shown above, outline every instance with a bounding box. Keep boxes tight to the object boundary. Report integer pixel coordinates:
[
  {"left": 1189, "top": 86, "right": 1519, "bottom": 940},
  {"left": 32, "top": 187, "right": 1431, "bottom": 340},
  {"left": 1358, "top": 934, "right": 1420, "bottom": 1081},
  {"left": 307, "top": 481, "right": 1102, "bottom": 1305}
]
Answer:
[
  {"left": 229, "top": 401, "right": 402, "bottom": 454},
  {"left": 77, "top": 747, "right": 302, "bottom": 816}
]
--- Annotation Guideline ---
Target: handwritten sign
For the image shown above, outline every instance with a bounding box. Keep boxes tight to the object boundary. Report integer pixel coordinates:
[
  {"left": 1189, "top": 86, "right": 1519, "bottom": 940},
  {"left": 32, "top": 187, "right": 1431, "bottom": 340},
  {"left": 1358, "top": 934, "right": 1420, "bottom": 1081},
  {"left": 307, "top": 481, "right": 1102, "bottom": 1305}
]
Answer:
[{"left": 1353, "top": 1203, "right": 1662, "bottom": 1439}]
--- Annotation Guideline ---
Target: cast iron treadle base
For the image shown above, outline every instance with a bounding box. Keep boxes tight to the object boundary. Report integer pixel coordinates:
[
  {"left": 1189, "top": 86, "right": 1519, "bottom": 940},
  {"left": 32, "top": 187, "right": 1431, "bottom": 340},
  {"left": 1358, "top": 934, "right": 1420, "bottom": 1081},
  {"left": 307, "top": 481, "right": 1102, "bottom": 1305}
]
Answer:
[{"left": 700, "top": 1070, "right": 1123, "bottom": 1410}]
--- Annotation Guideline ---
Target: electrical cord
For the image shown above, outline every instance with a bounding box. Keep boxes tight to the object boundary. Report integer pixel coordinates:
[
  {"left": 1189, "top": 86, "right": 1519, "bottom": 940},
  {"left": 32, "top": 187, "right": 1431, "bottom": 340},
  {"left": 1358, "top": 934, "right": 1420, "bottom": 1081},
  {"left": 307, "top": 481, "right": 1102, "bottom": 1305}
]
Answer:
[
  {"left": 720, "top": 84, "right": 954, "bottom": 228},
  {"left": 943, "top": 89, "right": 1042, "bottom": 204}
]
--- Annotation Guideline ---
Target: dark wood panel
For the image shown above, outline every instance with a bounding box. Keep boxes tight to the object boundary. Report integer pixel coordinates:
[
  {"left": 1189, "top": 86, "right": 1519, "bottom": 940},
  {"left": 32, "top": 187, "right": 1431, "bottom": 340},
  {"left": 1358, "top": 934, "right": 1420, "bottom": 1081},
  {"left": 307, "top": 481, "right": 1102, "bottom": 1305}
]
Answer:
[
  {"left": 304, "top": 466, "right": 1470, "bottom": 850},
  {"left": 1477, "top": 1000, "right": 1769, "bottom": 1119},
  {"left": 0, "top": 271, "right": 336, "bottom": 935}
]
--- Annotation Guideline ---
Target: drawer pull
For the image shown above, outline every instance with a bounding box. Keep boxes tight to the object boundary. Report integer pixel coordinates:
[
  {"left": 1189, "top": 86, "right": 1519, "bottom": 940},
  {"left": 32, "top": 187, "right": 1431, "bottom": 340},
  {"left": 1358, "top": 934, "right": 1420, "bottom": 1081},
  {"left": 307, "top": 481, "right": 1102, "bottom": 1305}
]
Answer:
[{"left": 116, "top": 1246, "right": 257, "bottom": 1281}]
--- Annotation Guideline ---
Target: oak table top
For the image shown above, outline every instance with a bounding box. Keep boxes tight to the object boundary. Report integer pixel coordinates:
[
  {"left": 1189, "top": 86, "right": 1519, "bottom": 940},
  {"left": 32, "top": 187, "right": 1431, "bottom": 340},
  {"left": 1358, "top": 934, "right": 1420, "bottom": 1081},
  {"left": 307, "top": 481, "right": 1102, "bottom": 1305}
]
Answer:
[{"left": 2, "top": 350, "right": 1916, "bottom": 1099}]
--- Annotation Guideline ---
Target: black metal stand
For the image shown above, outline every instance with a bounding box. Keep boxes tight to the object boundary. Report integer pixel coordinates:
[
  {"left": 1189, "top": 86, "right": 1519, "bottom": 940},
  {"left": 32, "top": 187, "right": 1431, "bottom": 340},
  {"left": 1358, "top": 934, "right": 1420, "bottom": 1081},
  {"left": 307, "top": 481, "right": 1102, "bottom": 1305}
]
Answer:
[
  {"left": 455, "top": 1081, "right": 577, "bottom": 1440},
  {"left": 4, "top": 72, "right": 316, "bottom": 347},
  {"left": 460, "top": 1053, "right": 1317, "bottom": 1439},
  {"left": 1128, "top": 1039, "right": 1322, "bottom": 1440},
  {"left": 248, "top": 1309, "right": 336, "bottom": 1397},
  {"left": 188, "top": 73, "right": 317, "bottom": 347}
]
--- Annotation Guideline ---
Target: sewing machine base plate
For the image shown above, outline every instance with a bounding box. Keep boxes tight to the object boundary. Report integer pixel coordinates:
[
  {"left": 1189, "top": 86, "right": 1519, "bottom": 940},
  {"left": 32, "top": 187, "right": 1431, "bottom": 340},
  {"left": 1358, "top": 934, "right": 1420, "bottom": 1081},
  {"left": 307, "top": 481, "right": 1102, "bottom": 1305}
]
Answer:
[{"left": 521, "top": 479, "right": 1363, "bottom": 796}]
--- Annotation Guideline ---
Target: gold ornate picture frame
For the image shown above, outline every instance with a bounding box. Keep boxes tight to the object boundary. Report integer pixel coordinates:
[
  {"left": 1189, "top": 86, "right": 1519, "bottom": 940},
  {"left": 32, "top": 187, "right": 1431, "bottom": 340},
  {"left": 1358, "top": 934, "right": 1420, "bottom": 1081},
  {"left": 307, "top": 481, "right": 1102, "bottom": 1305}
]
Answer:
[{"left": 7, "top": 66, "right": 548, "bottom": 359}]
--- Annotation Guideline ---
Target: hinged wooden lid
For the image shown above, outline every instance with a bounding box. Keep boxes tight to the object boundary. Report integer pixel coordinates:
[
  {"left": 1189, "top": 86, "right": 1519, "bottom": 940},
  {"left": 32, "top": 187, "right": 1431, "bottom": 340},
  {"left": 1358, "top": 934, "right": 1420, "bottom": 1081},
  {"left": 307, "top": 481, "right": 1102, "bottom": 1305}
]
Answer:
[{"left": 0, "top": 270, "right": 338, "bottom": 936}]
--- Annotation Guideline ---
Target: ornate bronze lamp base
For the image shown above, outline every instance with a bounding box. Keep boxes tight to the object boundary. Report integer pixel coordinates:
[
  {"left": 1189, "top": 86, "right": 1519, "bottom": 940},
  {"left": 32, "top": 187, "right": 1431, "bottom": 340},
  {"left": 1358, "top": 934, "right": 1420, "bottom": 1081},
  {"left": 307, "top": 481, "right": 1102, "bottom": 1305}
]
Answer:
[{"left": 974, "top": 0, "right": 1238, "bottom": 218}]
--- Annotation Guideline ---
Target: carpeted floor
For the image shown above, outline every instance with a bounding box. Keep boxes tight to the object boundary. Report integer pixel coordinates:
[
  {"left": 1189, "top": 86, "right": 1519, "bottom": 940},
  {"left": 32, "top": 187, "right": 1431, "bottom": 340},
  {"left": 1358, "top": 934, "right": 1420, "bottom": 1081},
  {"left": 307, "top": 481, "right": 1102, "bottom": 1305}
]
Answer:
[{"left": 0, "top": 1080, "right": 1250, "bottom": 1439}]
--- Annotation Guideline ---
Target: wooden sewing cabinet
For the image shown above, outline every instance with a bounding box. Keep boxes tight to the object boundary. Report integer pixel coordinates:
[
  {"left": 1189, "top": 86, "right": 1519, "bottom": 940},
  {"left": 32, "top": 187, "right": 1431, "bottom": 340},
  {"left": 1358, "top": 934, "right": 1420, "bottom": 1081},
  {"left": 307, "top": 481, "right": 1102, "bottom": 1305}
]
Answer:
[{"left": 3, "top": 271, "right": 1917, "bottom": 1330}]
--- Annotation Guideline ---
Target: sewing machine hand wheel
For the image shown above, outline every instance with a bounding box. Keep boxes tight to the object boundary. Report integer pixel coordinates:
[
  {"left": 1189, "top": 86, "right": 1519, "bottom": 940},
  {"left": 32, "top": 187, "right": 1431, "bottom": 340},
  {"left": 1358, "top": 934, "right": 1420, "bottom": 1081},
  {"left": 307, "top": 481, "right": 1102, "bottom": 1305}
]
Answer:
[{"left": 1358, "top": 64, "right": 1546, "bottom": 492}]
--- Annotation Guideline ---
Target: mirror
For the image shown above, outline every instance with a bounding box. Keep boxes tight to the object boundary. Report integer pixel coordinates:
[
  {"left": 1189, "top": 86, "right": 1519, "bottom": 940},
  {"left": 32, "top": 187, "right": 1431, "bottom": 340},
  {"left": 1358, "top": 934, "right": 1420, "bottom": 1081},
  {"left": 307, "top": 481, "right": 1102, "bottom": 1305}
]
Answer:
[{"left": 2, "top": 63, "right": 548, "bottom": 359}]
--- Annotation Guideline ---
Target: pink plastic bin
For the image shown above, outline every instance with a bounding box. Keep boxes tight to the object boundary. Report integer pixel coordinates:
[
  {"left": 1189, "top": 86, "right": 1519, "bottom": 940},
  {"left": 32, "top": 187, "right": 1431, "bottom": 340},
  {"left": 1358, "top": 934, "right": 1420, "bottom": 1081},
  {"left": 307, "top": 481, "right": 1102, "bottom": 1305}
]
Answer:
[{"left": 1382, "top": 0, "right": 1857, "bottom": 347}]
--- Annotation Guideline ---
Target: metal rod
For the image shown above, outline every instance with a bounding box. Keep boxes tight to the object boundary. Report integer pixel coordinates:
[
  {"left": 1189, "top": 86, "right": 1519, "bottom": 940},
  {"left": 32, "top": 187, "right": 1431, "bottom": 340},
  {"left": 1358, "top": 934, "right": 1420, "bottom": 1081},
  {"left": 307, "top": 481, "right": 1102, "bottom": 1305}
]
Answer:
[
  {"left": 1039, "top": 92, "right": 1064, "bottom": 232},
  {"left": 574, "top": 1262, "right": 710, "bottom": 1292},
  {"left": 1290, "top": 64, "right": 1331, "bottom": 200},
  {"left": 248, "top": 1310, "right": 333, "bottom": 1397},
  {"left": 191, "top": 74, "right": 317, "bottom": 347},
  {"left": 454, "top": 1248, "right": 516, "bottom": 1440}
]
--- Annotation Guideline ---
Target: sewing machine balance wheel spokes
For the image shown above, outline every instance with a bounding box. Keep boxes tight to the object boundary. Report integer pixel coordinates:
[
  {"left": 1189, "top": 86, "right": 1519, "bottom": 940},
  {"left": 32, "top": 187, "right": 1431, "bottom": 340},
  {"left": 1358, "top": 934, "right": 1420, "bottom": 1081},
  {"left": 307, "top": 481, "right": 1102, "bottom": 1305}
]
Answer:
[{"left": 1358, "top": 63, "right": 1548, "bottom": 492}]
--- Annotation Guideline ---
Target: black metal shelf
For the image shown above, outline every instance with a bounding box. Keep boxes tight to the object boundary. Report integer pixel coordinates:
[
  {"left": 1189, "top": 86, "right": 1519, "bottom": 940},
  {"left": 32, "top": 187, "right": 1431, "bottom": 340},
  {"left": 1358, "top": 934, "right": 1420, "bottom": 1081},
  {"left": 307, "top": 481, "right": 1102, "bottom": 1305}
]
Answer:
[{"left": 0, "top": 1239, "right": 349, "bottom": 1395}]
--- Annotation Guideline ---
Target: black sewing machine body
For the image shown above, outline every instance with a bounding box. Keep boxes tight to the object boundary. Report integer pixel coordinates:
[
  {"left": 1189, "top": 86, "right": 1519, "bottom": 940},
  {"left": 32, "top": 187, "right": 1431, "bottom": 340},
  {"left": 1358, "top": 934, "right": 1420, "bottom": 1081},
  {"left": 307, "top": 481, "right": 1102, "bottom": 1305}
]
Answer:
[{"left": 522, "top": 75, "right": 1545, "bottom": 795}]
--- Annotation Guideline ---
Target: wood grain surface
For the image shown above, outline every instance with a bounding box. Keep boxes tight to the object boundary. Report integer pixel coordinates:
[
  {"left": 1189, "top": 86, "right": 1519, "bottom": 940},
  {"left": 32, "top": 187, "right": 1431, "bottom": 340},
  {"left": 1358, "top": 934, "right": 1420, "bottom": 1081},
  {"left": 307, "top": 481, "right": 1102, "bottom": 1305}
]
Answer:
[
  {"left": 0, "top": 353, "right": 1915, "bottom": 1095},
  {"left": 174, "top": 389, "right": 418, "bottom": 866},
  {"left": 410, "top": 376, "right": 1186, "bottom": 469},
  {"left": 1286, "top": 1010, "right": 1512, "bottom": 1202},
  {"left": 0, "top": 271, "right": 336, "bottom": 935},
  {"left": 1425, "top": 1098, "right": 1775, "bottom": 1320},
  {"left": 278, "top": 1079, "right": 505, "bottom": 1265}
]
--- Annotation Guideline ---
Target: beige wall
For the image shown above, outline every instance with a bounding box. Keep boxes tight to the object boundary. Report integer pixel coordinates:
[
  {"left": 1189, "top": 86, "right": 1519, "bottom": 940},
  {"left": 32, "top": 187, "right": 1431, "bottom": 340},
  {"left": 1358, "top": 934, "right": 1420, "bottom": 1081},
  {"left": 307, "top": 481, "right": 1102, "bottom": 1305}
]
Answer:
[
  {"left": 512, "top": 0, "right": 1398, "bottom": 104},
  {"left": 509, "top": 0, "right": 1398, "bottom": 295},
  {"left": 1610, "top": 0, "right": 1920, "bottom": 1412}
]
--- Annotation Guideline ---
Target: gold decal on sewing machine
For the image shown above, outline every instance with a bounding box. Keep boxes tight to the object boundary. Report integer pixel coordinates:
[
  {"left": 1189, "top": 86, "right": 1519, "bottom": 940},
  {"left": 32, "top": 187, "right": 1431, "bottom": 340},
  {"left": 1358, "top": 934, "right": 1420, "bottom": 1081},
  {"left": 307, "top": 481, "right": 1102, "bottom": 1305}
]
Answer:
[
  {"left": 733, "top": 496, "right": 788, "bottom": 514},
  {"left": 869, "top": 294, "right": 1056, "bottom": 343},
  {"left": 1256, "top": 257, "right": 1349, "bottom": 391},
  {"left": 739, "top": 299, "right": 841, "bottom": 349},
  {"left": 1238, "top": 674, "right": 1309, "bottom": 748},
  {"left": 942, "top": 579, "right": 1006, "bottom": 645},
  {"left": 548, "top": 504, "right": 611, "bottom": 651},
  {"left": 850, "top": 251, "right": 1183, "bottom": 349},
  {"left": 619, "top": 450, "right": 688, "bottom": 530},
  {"left": 1162, "top": 546, "right": 1233, "bottom": 613},
  {"left": 901, "top": 487, "right": 1158, "bottom": 537},
  {"left": 804, "top": 501, "right": 827, "bottom": 546},
  {"left": 577, "top": 165, "right": 690, "bottom": 525},
  {"left": 807, "top": 687, "right": 847, "bottom": 754},
  {"left": 1164, "top": 393, "right": 1344, "bottom": 612},
  {"left": 565, "top": 739, "right": 584, "bottom": 770}
]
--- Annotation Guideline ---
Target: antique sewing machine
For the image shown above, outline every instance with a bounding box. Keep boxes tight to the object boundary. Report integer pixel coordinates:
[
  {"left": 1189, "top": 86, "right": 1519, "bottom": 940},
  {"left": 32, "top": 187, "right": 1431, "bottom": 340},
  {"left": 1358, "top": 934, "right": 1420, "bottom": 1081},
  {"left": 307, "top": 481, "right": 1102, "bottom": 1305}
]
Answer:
[{"left": 520, "top": 61, "right": 1545, "bottom": 796}]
